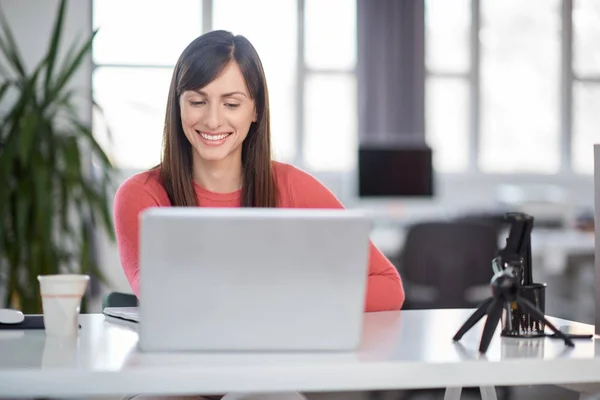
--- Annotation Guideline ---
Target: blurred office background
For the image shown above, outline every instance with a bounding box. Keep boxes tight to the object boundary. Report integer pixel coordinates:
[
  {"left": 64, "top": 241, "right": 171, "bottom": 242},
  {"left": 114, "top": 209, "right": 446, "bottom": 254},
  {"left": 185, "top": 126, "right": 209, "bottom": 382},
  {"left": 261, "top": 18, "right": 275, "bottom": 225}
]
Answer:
[{"left": 1, "top": 0, "right": 597, "bottom": 325}]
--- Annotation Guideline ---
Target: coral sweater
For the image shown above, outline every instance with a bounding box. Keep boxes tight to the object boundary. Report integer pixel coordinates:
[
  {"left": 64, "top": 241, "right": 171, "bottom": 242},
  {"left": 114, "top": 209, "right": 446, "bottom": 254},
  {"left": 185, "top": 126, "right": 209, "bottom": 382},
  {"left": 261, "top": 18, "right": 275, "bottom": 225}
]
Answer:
[{"left": 113, "top": 161, "right": 405, "bottom": 312}]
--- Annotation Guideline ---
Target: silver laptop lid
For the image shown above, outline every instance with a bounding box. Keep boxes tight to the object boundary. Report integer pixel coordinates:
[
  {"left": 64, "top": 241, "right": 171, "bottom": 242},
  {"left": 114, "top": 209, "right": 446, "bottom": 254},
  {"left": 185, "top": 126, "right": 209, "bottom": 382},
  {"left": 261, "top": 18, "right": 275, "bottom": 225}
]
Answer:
[{"left": 138, "top": 207, "right": 372, "bottom": 352}]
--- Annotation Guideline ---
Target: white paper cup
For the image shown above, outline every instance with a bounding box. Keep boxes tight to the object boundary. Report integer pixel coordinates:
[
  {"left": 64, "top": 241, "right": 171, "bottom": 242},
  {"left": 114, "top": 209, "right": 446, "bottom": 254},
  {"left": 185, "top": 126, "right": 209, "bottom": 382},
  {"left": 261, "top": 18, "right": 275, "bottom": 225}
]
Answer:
[{"left": 37, "top": 274, "right": 90, "bottom": 337}]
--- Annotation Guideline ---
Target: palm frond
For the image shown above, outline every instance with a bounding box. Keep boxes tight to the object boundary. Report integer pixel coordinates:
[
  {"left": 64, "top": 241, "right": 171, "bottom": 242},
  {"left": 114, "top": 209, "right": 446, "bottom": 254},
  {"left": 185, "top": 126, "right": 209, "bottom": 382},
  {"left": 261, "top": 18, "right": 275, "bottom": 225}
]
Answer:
[{"left": 0, "top": 0, "right": 116, "bottom": 313}]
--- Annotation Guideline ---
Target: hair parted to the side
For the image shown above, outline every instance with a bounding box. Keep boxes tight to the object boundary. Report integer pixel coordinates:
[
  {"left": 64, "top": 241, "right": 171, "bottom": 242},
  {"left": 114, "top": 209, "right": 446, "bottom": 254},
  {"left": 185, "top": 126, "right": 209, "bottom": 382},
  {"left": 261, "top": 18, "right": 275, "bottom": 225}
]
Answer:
[{"left": 159, "top": 30, "right": 277, "bottom": 208}]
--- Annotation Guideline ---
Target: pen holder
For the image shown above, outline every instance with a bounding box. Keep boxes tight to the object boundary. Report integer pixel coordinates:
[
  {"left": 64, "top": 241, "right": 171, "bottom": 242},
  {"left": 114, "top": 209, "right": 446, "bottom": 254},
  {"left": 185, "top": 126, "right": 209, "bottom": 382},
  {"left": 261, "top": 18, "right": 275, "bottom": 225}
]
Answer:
[{"left": 500, "top": 283, "right": 547, "bottom": 338}]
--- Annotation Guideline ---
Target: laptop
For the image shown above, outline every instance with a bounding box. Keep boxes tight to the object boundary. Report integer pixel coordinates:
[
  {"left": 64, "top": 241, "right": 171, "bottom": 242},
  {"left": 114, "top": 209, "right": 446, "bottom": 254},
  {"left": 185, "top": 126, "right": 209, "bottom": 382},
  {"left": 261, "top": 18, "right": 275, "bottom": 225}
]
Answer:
[{"left": 137, "top": 207, "right": 372, "bottom": 352}]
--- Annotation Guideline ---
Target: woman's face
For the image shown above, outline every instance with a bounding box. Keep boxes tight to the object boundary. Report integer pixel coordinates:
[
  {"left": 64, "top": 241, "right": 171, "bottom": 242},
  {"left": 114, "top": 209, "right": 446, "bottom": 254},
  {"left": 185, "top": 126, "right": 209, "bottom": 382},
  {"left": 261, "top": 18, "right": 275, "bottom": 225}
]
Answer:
[{"left": 179, "top": 61, "right": 256, "bottom": 164}]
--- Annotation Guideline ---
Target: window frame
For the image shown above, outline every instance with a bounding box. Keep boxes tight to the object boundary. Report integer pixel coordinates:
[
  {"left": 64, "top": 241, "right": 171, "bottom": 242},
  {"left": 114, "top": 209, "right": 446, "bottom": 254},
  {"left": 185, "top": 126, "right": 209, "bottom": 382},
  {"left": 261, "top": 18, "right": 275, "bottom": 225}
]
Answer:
[{"left": 426, "top": 0, "right": 596, "bottom": 176}]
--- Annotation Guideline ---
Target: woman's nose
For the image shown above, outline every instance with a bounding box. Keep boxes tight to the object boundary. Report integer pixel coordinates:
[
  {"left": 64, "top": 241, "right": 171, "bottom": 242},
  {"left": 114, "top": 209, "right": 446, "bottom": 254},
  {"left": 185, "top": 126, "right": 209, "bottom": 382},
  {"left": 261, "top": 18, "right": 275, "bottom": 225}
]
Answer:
[{"left": 203, "top": 104, "right": 223, "bottom": 130}]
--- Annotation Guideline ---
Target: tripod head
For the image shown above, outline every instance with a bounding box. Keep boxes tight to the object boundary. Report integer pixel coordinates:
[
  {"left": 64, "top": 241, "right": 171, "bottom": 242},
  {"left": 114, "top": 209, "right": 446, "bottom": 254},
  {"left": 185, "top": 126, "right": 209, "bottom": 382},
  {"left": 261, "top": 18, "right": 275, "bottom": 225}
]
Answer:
[
  {"left": 490, "top": 265, "right": 520, "bottom": 302},
  {"left": 452, "top": 212, "right": 575, "bottom": 353},
  {"left": 492, "top": 212, "right": 534, "bottom": 285}
]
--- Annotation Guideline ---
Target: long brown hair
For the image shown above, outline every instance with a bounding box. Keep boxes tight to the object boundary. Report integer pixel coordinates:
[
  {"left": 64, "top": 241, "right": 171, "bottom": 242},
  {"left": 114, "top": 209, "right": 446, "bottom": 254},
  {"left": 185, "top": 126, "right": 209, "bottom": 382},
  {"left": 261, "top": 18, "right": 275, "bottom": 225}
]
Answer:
[{"left": 159, "top": 30, "right": 277, "bottom": 208}]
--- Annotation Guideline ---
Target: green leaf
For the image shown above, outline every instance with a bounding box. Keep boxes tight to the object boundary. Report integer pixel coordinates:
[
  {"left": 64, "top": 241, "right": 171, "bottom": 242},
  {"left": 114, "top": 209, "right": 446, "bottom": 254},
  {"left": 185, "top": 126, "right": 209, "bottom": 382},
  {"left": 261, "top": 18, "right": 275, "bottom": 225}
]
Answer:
[
  {"left": 0, "top": 4, "right": 26, "bottom": 77},
  {"left": 45, "top": 29, "right": 98, "bottom": 107},
  {"left": 44, "top": 0, "right": 67, "bottom": 92},
  {"left": 0, "top": 81, "right": 11, "bottom": 106},
  {"left": 14, "top": 186, "right": 29, "bottom": 262},
  {"left": 62, "top": 136, "right": 82, "bottom": 177},
  {"left": 18, "top": 112, "right": 39, "bottom": 164}
]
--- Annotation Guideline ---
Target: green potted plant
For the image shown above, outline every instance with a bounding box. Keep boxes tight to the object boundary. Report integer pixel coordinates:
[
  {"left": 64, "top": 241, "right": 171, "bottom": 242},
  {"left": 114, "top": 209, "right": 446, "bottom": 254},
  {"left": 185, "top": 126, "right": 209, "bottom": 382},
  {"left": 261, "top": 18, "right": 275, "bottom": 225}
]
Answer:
[{"left": 0, "top": 0, "right": 115, "bottom": 313}]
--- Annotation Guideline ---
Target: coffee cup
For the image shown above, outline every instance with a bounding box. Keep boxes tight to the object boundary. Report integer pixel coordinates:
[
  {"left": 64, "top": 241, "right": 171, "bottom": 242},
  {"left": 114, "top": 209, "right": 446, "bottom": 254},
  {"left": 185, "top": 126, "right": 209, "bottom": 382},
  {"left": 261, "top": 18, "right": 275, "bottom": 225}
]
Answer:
[{"left": 37, "top": 274, "right": 89, "bottom": 337}]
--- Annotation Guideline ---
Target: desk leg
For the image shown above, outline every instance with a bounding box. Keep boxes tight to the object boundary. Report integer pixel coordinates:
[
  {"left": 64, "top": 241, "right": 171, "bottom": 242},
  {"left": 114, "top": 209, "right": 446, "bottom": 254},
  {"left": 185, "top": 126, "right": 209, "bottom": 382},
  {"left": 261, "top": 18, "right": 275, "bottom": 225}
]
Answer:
[
  {"left": 479, "top": 386, "right": 498, "bottom": 400},
  {"left": 443, "top": 387, "right": 462, "bottom": 400}
]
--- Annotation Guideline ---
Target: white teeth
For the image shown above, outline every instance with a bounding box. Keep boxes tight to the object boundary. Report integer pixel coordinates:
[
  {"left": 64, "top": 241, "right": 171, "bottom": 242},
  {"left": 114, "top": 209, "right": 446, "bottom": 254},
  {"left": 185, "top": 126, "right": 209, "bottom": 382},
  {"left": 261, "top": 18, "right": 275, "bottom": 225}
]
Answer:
[{"left": 200, "top": 133, "right": 230, "bottom": 141}]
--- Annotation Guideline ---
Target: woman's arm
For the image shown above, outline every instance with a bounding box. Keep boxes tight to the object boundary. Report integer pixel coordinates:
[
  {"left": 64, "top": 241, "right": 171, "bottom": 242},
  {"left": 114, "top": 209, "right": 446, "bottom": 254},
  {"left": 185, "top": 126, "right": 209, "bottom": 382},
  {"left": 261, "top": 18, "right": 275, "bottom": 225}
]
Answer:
[
  {"left": 284, "top": 164, "right": 405, "bottom": 312},
  {"left": 113, "top": 176, "right": 162, "bottom": 297}
]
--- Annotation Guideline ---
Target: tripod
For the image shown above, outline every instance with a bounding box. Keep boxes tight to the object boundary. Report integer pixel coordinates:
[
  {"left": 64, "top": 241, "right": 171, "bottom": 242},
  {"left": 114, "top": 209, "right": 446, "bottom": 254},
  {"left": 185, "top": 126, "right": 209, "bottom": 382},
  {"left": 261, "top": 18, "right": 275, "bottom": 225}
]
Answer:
[{"left": 453, "top": 265, "right": 575, "bottom": 353}]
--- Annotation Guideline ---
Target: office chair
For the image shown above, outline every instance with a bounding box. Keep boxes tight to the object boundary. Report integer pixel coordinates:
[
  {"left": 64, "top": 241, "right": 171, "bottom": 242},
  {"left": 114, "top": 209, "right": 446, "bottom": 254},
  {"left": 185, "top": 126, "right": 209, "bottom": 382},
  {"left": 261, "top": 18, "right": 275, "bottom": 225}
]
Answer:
[
  {"left": 102, "top": 291, "right": 138, "bottom": 311},
  {"left": 398, "top": 220, "right": 500, "bottom": 309}
]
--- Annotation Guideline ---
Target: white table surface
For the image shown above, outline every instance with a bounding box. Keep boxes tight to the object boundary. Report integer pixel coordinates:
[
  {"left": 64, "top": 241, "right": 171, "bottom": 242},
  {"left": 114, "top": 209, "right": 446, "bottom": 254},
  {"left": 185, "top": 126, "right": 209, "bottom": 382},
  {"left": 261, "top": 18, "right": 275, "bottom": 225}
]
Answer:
[{"left": 0, "top": 309, "right": 599, "bottom": 398}]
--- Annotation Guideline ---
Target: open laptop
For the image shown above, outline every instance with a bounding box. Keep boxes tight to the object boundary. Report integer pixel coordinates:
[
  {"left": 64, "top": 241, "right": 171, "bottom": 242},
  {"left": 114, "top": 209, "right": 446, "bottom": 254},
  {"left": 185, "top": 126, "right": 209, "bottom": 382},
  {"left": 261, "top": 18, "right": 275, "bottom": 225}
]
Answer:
[{"left": 137, "top": 207, "right": 372, "bottom": 352}]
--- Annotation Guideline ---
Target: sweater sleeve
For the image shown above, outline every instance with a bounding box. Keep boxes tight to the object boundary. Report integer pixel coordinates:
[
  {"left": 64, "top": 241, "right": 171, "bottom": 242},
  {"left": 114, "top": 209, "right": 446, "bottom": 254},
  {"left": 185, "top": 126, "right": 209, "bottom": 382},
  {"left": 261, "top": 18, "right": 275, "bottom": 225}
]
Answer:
[
  {"left": 113, "top": 177, "right": 162, "bottom": 298},
  {"left": 285, "top": 165, "right": 405, "bottom": 312}
]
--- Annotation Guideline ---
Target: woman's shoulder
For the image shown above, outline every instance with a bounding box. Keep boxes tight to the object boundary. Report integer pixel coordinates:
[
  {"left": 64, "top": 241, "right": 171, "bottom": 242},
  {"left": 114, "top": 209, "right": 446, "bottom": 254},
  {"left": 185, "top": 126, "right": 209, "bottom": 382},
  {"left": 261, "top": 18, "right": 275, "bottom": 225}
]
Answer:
[
  {"left": 271, "top": 160, "right": 314, "bottom": 183},
  {"left": 114, "top": 167, "right": 170, "bottom": 206},
  {"left": 271, "top": 161, "right": 342, "bottom": 208}
]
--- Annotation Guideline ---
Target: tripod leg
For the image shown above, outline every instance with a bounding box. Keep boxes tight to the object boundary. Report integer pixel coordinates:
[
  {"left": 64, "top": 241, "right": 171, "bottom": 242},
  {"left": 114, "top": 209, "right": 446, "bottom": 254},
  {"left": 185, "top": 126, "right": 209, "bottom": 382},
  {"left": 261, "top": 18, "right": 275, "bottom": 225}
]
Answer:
[
  {"left": 453, "top": 297, "right": 494, "bottom": 341},
  {"left": 479, "top": 297, "right": 504, "bottom": 353},
  {"left": 516, "top": 296, "right": 575, "bottom": 347}
]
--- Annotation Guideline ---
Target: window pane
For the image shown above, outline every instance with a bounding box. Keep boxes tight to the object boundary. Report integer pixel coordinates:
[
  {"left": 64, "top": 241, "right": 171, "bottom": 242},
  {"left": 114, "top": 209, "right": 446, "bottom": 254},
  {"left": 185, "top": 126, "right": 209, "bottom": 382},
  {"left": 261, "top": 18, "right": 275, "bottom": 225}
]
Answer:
[
  {"left": 305, "top": 0, "right": 356, "bottom": 70},
  {"left": 479, "top": 0, "right": 561, "bottom": 173},
  {"left": 213, "top": 0, "right": 297, "bottom": 162},
  {"left": 573, "top": 0, "right": 600, "bottom": 77},
  {"left": 425, "top": 0, "right": 471, "bottom": 73},
  {"left": 573, "top": 82, "right": 600, "bottom": 174},
  {"left": 425, "top": 77, "right": 470, "bottom": 172},
  {"left": 304, "top": 74, "right": 357, "bottom": 171},
  {"left": 93, "top": 0, "right": 202, "bottom": 66},
  {"left": 93, "top": 67, "right": 173, "bottom": 169}
]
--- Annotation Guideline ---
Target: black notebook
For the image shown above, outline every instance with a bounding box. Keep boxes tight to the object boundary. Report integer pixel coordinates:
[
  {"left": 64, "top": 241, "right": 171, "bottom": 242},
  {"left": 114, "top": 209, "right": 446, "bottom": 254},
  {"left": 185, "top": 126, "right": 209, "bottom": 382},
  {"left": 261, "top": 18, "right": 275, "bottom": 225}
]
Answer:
[
  {"left": 0, "top": 315, "right": 44, "bottom": 330},
  {"left": 0, "top": 315, "right": 81, "bottom": 330}
]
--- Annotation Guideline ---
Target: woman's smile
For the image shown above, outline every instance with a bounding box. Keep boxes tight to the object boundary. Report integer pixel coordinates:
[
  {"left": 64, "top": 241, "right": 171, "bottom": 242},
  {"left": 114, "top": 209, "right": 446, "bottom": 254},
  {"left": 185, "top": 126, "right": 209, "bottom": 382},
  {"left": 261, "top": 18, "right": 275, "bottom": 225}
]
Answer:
[{"left": 196, "top": 130, "right": 233, "bottom": 146}]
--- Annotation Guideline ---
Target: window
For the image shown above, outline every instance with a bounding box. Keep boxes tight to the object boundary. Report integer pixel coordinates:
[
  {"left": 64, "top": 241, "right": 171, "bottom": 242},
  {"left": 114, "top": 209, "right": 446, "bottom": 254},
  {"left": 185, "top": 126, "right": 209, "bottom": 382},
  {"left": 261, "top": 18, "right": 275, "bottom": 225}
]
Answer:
[
  {"left": 303, "top": 0, "right": 357, "bottom": 171},
  {"left": 92, "top": 68, "right": 173, "bottom": 169},
  {"left": 572, "top": 83, "right": 600, "bottom": 173},
  {"left": 426, "top": 0, "right": 599, "bottom": 175},
  {"left": 425, "top": 78, "right": 470, "bottom": 172},
  {"left": 92, "top": 0, "right": 357, "bottom": 172},
  {"left": 304, "top": 0, "right": 356, "bottom": 70},
  {"left": 572, "top": 0, "right": 600, "bottom": 174},
  {"left": 93, "top": 0, "right": 202, "bottom": 66},
  {"left": 425, "top": 0, "right": 471, "bottom": 172},
  {"left": 92, "top": 0, "right": 202, "bottom": 169},
  {"left": 573, "top": 0, "right": 600, "bottom": 76},
  {"left": 425, "top": 0, "right": 470, "bottom": 73},
  {"left": 304, "top": 74, "right": 357, "bottom": 171},
  {"left": 479, "top": 0, "right": 561, "bottom": 173}
]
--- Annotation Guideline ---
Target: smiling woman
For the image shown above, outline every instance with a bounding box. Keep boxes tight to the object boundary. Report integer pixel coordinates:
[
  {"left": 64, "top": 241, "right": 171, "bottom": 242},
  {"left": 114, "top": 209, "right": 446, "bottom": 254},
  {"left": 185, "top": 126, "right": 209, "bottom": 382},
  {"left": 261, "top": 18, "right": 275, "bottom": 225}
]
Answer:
[
  {"left": 114, "top": 28, "right": 404, "bottom": 310},
  {"left": 112, "top": 31, "right": 405, "bottom": 399},
  {"left": 159, "top": 30, "right": 277, "bottom": 208}
]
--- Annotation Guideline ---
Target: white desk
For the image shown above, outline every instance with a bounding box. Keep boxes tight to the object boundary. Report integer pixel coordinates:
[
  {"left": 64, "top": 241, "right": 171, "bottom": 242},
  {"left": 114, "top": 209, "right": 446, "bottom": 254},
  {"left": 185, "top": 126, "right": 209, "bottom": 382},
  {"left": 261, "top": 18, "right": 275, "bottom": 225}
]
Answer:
[{"left": 0, "top": 309, "right": 598, "bottom": 398}]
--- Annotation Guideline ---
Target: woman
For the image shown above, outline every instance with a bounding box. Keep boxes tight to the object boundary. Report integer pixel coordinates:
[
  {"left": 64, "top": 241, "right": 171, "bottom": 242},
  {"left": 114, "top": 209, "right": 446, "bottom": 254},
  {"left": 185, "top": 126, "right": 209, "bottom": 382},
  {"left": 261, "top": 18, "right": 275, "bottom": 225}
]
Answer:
[{"left": 113, "top": 30, "right": 405, "bottom": 400}]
